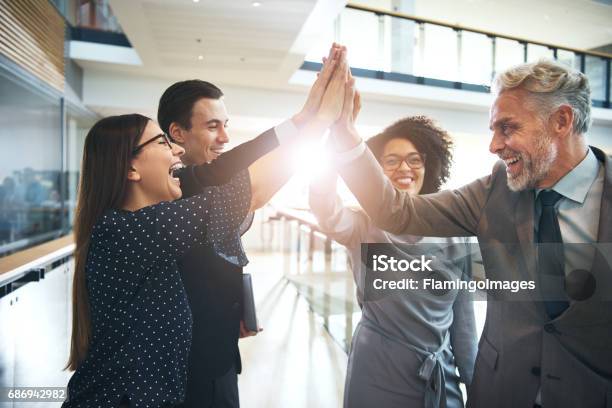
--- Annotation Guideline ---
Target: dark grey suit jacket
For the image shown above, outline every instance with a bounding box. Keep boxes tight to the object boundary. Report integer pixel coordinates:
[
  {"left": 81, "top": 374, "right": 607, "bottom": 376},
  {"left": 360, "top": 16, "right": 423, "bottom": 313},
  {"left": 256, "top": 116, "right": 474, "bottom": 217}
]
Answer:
[{"left": 337, "top": 145, "right": 612, "bottom": 408}]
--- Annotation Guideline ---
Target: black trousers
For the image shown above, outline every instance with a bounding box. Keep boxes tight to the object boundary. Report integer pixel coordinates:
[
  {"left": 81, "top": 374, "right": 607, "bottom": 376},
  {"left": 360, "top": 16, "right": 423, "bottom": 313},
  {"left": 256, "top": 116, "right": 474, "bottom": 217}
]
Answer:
[{"left": 181, "top": 364, "right": 239, "bottom": 408}]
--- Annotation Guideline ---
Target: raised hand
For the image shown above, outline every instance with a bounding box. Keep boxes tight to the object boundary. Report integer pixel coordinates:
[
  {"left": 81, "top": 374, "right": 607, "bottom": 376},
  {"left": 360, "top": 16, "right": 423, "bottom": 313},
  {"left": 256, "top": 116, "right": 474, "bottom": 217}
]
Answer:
[
  {"left": 314, "top": 46, "right": 349, "bottom": 128},
  {"left": 330, "top": 68, "right": 363, "bottom": 152},
  {"left": 333, "top": 68, "right": 360, "bottom": 133},
  {"left": 292, "top": 43, "right": 342, "bottom": 129},
  {"left": 351, "top": 70, "right": 362, "bottom": 121}
]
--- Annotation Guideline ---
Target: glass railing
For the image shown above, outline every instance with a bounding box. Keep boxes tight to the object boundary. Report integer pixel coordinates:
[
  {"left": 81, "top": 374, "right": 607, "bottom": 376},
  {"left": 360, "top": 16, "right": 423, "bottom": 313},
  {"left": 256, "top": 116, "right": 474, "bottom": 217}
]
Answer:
[
  {"left": 0, "top": 44, "right": 98, "bottom": 258},
  {"left": 304, "top": 2, "right": 612, "bottom": 109},
  {"left": 266, "top": 207, "right": 360, "bottom": 353},
  {"left": 264, "top": 206, "right": 488, "bottom": 353}
]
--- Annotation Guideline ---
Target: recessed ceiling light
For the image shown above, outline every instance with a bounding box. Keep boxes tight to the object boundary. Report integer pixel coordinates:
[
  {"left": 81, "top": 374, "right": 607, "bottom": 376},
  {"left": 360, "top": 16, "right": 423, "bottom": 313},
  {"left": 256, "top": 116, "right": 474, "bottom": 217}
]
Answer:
[
  {"left": 193, "top": 0, "right": 200, "bottom": 3},
  {"left": 197, "top": 55, "right": 204, "bottom": 60},
  {"left": 252, "top": 1, "right": 261, "bottom": 6}
]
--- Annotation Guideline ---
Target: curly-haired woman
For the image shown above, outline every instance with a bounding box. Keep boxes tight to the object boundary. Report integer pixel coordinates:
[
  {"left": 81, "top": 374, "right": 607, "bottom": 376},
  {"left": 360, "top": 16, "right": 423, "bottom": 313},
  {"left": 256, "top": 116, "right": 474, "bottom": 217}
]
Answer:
[{"left": 309, "top": 116, "right": 477, "bottom": 408}]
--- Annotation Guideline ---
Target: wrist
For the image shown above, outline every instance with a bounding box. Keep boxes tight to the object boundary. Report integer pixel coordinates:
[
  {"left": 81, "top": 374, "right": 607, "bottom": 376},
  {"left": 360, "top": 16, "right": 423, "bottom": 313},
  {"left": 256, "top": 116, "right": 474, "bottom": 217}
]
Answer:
[
  {"left": 295, "top": 117, "right": 329, "bottom": 139},
  {"left": 331, "top": 126, "right": 361, "bottom": 152},
  {"left": 291, "top": 111, "right": 311, "bottom": 131},
  {"left": 292, "top": 112, "right": 333, "bottom": 133},
  {"left": 312, "top": 110, "right": 339, "bottom": 130}
]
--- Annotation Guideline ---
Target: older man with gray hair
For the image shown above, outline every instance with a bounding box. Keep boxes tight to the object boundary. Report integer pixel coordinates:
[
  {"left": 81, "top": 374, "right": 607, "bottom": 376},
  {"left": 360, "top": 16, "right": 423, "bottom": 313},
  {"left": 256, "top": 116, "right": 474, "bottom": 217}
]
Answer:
[{"left": 328, "top": 58, "right": 612, "bottom": 408}]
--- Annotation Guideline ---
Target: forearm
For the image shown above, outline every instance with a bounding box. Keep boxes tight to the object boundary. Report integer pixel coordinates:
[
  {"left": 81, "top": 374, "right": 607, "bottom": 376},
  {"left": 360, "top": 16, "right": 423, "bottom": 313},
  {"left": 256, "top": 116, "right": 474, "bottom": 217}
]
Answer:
[
  {"left": 335, "top": 143, "right": 484, "bottom": 237},
  {"left": 248, "top": 144, "right": 293, "bottom": 211},
  {"left": 248, "top": 119, "right": 328, "bottom": 211},
  {"left": 308, "top": 169, "right": 338, "bottom": 220},
  {"left": 309, "top": 172, "right": 362, "bottom": 246},
  {"left": 180, "top": 128, "right": 278, "bottom": 197},
  {"left": 335, "top": 145, "right": 417, "bottom": 235}
]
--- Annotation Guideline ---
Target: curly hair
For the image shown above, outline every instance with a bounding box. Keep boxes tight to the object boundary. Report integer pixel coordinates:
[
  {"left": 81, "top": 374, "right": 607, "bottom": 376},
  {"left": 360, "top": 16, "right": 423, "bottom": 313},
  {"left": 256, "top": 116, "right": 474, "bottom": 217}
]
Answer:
[{"left": 365, "top": 116, "right": 454, "bottom": 194}]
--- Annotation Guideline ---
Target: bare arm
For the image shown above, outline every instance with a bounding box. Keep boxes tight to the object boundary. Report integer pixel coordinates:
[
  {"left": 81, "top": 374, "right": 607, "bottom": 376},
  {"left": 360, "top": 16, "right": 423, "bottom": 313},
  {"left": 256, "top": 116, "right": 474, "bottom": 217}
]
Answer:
[
  {"left": 248, "top": 141, "right": 295, "bottom": 210},
  {"left": 178, "top": 128, "right": 278, "bottom": 198}
]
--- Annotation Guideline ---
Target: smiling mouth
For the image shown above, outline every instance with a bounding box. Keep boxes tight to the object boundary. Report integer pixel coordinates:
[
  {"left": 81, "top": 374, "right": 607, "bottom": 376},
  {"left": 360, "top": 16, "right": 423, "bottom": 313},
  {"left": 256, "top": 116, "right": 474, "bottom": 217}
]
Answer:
[
  {"left": 502, "top": 155, "right": 522, "bottom": 174},
  {"left": 169, "top": 162, "right": 185, "bottom": 180},
  {"left": 394, "top": 176, "right": 414, "bottom": 187}
]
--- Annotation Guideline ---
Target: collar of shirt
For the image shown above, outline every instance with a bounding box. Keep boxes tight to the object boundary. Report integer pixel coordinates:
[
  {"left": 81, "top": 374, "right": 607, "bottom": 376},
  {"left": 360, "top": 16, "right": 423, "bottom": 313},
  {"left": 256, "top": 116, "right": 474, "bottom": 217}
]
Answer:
[{"left": 535, "top": 147, "right": 600, "bottom": 204}]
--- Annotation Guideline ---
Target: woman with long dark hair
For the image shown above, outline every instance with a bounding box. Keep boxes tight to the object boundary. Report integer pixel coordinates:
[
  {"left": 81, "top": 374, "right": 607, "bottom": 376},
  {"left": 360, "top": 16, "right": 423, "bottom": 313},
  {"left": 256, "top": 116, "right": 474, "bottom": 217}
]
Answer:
[
  {"left": 64, "top": 114, "right": 253, "bottom": 407},
  {"left": 64, "top": 45, "right": 350, "bottom": 408},
  {"left": 309, "top": 116, "right": 478, "bottom": 408}
]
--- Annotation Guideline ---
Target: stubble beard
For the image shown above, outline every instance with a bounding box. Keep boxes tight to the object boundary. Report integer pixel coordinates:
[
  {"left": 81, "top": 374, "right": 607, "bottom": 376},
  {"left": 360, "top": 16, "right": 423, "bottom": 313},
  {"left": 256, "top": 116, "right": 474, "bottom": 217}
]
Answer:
[{"left": 506, "top": 132, "right": 557, "bottom": 192}]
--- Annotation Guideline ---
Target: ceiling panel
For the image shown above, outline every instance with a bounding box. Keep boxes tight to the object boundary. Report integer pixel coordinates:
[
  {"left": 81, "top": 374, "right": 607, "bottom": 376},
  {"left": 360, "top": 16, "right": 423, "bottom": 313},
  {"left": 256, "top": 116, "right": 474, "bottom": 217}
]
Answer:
[{"left": 106, "top": 0, "right": 332, "bottom": 86}]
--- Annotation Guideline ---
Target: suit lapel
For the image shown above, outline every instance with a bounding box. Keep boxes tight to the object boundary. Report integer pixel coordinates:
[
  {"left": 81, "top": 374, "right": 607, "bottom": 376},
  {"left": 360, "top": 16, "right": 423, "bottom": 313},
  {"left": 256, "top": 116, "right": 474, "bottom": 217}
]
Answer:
[
  {"left": 592, "top": 147, "right": 611, "bottom": 243},
  {"left": 588, "top": 148, "right": 612, "bottom": 305},
  {"left": 557, "top": 147, "right": 612, "bottom": 323},
  {"left": 557, "top": 146, "right": 612, "bottom": 322}
]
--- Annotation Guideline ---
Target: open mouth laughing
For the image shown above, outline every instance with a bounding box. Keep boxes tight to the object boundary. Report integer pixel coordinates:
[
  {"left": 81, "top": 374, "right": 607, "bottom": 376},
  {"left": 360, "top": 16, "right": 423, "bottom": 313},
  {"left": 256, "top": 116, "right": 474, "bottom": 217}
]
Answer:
[{"left": 169, "top": 161, "right": 185, "bottom": 184}]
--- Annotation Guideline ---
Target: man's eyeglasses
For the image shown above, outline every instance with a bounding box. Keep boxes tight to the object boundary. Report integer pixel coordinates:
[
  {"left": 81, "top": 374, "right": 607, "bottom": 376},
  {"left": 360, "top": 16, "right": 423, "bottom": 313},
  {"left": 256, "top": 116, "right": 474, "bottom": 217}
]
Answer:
[
  {"left": 132, "top": 133, "right": 176, "bottom": 155},
  {"left": 382, "top": 152, "right": 426, "bottom": 172}
]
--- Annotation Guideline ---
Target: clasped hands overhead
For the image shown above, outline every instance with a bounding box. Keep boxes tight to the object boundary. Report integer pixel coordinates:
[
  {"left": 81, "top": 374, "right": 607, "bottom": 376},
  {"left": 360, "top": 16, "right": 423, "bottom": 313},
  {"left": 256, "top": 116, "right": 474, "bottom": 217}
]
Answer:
[{"left": 292, "top": 43, "right": 363, "bottom": 153}]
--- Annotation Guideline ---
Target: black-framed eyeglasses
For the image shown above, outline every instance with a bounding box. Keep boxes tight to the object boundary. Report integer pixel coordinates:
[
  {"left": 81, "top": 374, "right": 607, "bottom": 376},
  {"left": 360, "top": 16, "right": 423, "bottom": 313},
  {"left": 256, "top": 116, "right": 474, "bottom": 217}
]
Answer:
[
  {"left": 132, "top": 133, "right": 176, "bottom": 155},
  {"left": 382, "top": 152, "right": 426, "bottom": 172}
]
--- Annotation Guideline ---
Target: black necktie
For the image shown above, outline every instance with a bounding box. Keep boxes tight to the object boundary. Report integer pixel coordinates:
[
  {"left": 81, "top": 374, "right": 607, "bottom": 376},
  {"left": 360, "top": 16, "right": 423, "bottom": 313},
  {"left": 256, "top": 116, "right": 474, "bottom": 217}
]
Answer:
[{"left": 536, "top": 190, "right": 569, "bottom": 319}]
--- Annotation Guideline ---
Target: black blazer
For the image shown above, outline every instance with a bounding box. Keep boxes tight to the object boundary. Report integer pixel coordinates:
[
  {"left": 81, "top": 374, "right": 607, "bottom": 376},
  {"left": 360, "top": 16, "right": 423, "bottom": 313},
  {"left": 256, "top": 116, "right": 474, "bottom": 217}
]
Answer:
[{"left": 177, "top": 128, "right": 278, "bottom": 389}]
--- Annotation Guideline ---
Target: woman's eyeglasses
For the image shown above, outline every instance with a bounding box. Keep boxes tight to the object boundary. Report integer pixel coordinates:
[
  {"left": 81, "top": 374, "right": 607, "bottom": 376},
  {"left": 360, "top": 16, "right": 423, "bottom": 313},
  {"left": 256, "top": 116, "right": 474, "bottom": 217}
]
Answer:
[
  {"left": 132, "top": 133, "right": 176, "bottom": 155},
  {"left": 382, "top": 152, "right": 426, "bottom": 172}
]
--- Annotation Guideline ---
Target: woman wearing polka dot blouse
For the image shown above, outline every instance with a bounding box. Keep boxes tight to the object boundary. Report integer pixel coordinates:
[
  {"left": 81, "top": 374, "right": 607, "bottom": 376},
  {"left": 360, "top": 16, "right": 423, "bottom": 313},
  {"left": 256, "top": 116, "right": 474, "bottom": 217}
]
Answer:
[
  {"left": 63, "top": 46, "right": 350, "bottom": 408},
  {"left": 63, "top": 114, "right": 253, "bottom": 408}
]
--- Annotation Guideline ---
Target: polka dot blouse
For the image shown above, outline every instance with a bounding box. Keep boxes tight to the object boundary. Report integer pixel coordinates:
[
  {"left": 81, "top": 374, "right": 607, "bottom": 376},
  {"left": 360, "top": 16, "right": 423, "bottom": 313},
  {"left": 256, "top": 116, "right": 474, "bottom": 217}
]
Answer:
[{"left": 63, "top": 170, "right": 251, "bottom": 408}]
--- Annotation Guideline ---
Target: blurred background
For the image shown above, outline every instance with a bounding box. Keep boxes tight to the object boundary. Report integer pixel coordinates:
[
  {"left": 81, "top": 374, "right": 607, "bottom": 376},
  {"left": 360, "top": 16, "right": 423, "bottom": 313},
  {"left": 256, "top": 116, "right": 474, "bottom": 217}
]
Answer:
[{"left": 0, "top": 0, "right": 611, "bottom": 406}]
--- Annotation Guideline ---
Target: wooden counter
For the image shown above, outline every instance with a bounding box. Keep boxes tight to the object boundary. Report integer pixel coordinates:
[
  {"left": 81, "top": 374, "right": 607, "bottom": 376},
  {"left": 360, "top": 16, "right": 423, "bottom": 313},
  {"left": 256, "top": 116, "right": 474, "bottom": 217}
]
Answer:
[{"left": 0, "top": 234, "right": 74, "bottom": 287}]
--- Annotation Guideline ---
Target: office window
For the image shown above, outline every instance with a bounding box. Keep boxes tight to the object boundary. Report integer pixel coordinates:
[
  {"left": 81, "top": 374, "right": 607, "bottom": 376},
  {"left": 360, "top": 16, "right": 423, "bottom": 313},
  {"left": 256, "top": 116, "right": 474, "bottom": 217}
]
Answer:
[
  {"left": 460, "top": 31, "right": 493, "bottom": 86},
  {"left": 527, "top": 44, "right": 553, "bottom": 63},
  {"left": 336, "top": 8, "right": 384, "bottom": 71},
  {"left": 417, "top": 24, "right": 459, "bottom": 81},
  {"left": 556, "top": 50, "right": 577, "bottom": 69},
  {"left": 0, "top": 71, "right": 63, "bottom": 256},
  {"left": 609, "top": 61, "right": 612, "bottom": 104},
  {"left": 495, "top": 38, "right": 524, "bottom": 75},
  {"left": 388, "top": 16, "right": 417, "bottom": 75},
  {"left": 585, "top": 56, "right": 606, "bottom": 102}
]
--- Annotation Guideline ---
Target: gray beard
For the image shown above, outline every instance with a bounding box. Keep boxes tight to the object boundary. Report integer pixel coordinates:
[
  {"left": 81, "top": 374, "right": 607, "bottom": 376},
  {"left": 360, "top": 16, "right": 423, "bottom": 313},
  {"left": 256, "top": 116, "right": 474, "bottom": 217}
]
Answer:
[{"left": 506, "top": 135, "right": 557, "bottom": 192}]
